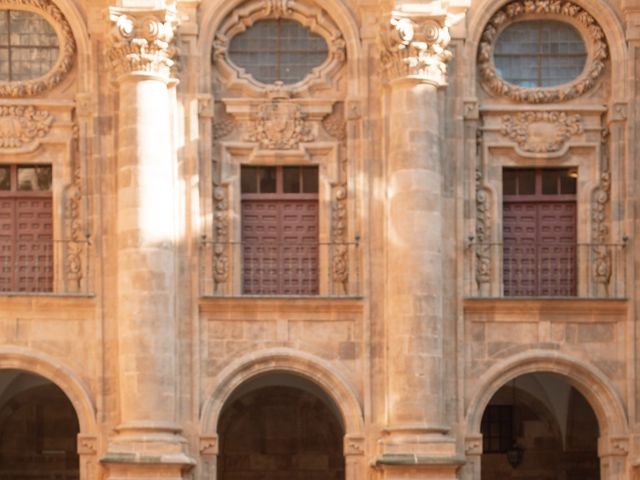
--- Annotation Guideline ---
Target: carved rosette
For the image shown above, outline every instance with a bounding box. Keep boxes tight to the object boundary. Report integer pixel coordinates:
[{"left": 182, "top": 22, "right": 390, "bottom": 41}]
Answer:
[
  {"left": 0, "top": 105, "right": 53, "bottom": 149},
  {"left": 380, "top": 15, "right": 452, "bottom": 86},
  {"left": 247, "top": 101, "right": 314, "bottom": 149},
  {"left": 500, "top": 112, "right": 583, "bottom": 153},
  {"left": 478, "top": 0, "right": 608, "bottom": 103},
  {"left": 213, "top": 186, "right": 229, "bottom": 290},
  {"left": 108, "top": 7, "right": 178, "bottom": 80},
  {"left": 0, "top": 0, "right": 76, "bottom": 98}
]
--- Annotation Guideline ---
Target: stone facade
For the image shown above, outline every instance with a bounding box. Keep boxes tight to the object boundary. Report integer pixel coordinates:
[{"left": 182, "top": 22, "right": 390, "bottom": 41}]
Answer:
[{"left": 0, "top": 0, "right": 638, "bottom": 479}]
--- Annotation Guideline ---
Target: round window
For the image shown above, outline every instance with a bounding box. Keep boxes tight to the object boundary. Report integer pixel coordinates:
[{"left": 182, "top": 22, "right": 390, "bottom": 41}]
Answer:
[
  {"left": 228, "top": 19, "right": 329, "bottom": 85},
  {"left": 494, "top": 20, "right": 587, "bottom": 88},
  {"left": 0, "top": 9, "right": 60, "bottom": 82}
]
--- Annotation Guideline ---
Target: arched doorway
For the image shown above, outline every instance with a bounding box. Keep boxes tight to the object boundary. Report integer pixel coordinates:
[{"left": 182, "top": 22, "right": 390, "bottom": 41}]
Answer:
[
  {"left": 480, "top": 372, "right": 599, "bottom": 479},
  {"left": 217, "top": 372, "right": 345, "bottom": 480},
  {"left": 0, "top": 369, "right": 80, "bottom": 479}
]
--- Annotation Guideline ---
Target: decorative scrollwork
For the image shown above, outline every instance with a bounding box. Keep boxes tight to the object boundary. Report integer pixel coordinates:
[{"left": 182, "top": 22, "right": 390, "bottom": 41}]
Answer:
[
  {"left": 475, "top": 167, "right": 492, "bottom": 289},
  {"left": 332, "top": 184, "right": 348, "bottom": 293},
  {"left": 247, "top": 101, "right": 314, "bottom": 149},
  {"left": 213, "top": 186, "right": 229, "bottom": 290},
  {"left": 0, "top": 0, "right": 76, "bottom": 97},
  {"left": 379, "top": 15, "right": 452, "bottom": 85},
  {"left": 591, "top": 127, "right": 611, "bottom": 288},
  {"left": 0, "top": 105, "right": 53, "bottom": 149},
  {"left": 500, "top": 111, "right": 583, "bottom": 153},
  {"left": 478, "top": 0, "right": 608, "bottom": 103},
  {"left": 108, "top": 7, "right": 178, "bottom": 79}
]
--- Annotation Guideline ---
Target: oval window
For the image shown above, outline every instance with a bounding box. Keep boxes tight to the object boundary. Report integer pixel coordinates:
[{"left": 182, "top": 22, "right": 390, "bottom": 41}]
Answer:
[
  {"left": 494, "top": 20, "right": 587, "bottom": 88},
  {"left": 0, "top": 9, "right": 59, "bottom": 82},
  {"left": 228, "top": 19, "right": 329, "bottom": 85}
]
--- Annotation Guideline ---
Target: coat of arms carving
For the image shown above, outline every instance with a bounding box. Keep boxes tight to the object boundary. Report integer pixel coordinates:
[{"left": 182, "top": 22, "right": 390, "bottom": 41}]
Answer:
[{"left": 247, "top": 101, "right": 314, "bottom": 149}]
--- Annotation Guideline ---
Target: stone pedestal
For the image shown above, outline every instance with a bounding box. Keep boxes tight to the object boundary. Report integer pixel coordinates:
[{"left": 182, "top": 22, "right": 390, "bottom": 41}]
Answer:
[{"left": 102, "top": 6, "right": 194, "bottom": 477}]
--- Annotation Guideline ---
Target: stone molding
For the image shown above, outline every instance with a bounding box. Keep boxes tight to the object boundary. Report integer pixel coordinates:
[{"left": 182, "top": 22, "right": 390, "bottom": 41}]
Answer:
[
  {"left": 379, "top": 14, "right": 451, "bottom": 86},
  {"left": 344, "top": 435, "right": 365, "bottom": 456},
  {"left": 213, "top": 0, "right": 346, "bottom": 94},
  {"left": 478, "top": 0, "right": 608, "bottom": 103},
  {"left": 77, "top": 434, "right": 97, "bottom": 455},
  {"left": 199, "top": 435, "right": 218, "bottom": 456},
  {"left": 500, "top": 111, "right": 583, "bottom": 153},
  {"left": 0, "top": 105, "right": 53, "bottom": 149},
  {"left": 108, "top": 7, "right": 178, "bottom": 80},
  {"left": 0, "top": 0, "right": 76, "bottom": 98}
]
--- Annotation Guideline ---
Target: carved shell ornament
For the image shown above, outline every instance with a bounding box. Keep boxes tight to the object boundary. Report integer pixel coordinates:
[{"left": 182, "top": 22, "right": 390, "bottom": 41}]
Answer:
[
  {"left": 0, "top": 0, "right": 76, "bottom": 97},
  {"left": 478, "top": 0, "right": 608, "bottom": 103}
]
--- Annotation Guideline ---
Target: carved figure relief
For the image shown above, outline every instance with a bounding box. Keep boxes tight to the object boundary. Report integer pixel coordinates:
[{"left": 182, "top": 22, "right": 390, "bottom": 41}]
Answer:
[
  {"left": 0, "top": 105, "right": 53, "bottom": 149},
  {"left": 478, "top": 0, "right": 608, "bottom": 103},
  {"left": 500, "top": 112, "right": 583, "bottom": 153},
  {"left": 0, "top": 0, "right": 76, "bottom": 98},
  {"left": 247, "top": 101, "right": 314, "bottom": 149}
]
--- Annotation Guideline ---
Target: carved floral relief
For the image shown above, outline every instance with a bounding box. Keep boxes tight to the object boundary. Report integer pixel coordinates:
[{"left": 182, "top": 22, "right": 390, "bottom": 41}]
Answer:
[
  {"left": 500, "top": 112, "right": 583, "bottom": 153},
  {"left": 478, "top": 0, "right": 608, "bottom": 103}
]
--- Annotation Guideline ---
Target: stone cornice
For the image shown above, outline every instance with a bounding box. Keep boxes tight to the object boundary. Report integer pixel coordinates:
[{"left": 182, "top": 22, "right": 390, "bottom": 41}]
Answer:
[
  {"left": 107, "top": 7, "right": 178, "bottom": 81},
  {"left": 379, "top": 14, "right": 452, "bottom": 86}
]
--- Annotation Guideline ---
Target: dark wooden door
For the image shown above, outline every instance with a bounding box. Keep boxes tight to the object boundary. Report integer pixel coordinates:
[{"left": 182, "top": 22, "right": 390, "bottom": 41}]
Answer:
[
  {"left": 241, "top": 166, "right": 318, "bottom": 295},
  {"left": 503, "top": 169, "right": 577, "bottom": 296},
  {"left": 0, "top": 166, "right": 53, "bottom": 292}
]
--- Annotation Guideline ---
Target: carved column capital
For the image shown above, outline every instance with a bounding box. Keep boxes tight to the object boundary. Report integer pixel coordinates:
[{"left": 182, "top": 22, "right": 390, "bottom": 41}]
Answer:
[
  {"left": 107, "top": 7, "right": 178, "bottom": 81},
  {"left": 379, "top": 14, "right": 451, "bottom": 86}
]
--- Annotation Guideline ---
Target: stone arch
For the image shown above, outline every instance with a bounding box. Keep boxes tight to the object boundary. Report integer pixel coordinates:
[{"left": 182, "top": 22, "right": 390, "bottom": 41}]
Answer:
[
  {"left": 0, "top": 345, "right": 96, "bottom": 434},
  {"left": 465, "top": 0, "right": 627, "bottom": 99},
  {"left": 465, "top": 350, "right": 627, "bottom": 438},
  {"left": 200, "top": 347, "right": 364, "bottom": 437},
  {"left": 52, "top": 0, "right": 92, "bottom": 92},
  {"left": 196, "top": 0, "right": 362, "bottom": 93}
]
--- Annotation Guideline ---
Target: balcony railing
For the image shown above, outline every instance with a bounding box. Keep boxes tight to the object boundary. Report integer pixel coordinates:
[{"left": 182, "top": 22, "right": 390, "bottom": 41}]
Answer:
[
  {"left": 0, "top": 239, "right": 91, "bottom": 294},
  {"left": 467, "top": 242, "right": 627, "bottom": 299},
  {"left": 200, "top": 241, "right": 360, "bottom": 297}
]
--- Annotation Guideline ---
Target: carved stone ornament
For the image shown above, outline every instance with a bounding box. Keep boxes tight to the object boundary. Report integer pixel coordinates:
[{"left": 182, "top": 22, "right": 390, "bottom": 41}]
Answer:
[
  {"left": 64, "top": 126, "right": 84, "bottom": 292},
  {"left": 213, "top": 0, "right": 346, "bottom": 93},
  {"left": 322, "top": 102, "right": 347, "bottom": 141},
  {"left": 247, "top": 101, "right": 314, "bottom": 149},
  {"left": 108, "top": 7, "right": 178, "bottom": 80},
  {"left": 77, "top": 434, "right": 97, "bottom": 455},
  {"left": 343, "top": 435, "right": 365, "bottom": 456},
  {"left": 500, "top": 111, "right": 583, "bottom": 153},
  {"left": 0, "top": 0, "right": 76, "bottom": 98},
  {"left": 0, "top": 105, "right": 53, "bottom": 149},
  {"left": 475, "top": 166, "right": 492, "bottom": 289},
  {"left": 332, "top": 183, "right": 348, "bottom": 293},
  {"left": 478, "top": 0, "right": 608, "bottom": 103},
  {"left": 379, "top": 15, "right": 452, "bottom": 86},
  {"left": 213, "top": 185, "right": 229, "bottom": 289}
]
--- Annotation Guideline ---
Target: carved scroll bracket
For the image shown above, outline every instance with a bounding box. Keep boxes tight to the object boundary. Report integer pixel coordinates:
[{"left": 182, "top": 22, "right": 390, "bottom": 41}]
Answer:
[
  {"left": 108, "top": 7, "right": 178, "bottom": 81},
  {"left": 379, "top": 14, "right": 452, "bottom": 86}
]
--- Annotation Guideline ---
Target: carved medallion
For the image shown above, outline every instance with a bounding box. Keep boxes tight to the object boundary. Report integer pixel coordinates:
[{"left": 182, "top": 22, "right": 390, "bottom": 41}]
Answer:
[
  {"left": 500, "top": 112, "right": 582, "bottom": 153},
  {"left": 0, "top": 105, "right": 53, "bottom": 148},
  {"left": 247, "top": 101, "right": 314, "bottom": 149}
]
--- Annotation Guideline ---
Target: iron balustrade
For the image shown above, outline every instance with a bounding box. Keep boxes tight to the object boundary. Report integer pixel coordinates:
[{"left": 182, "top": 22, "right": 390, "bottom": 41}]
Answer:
[
  {"left": 0, "top": 239, "right": 91, "bottom": 294},
  {"left": 467, "top": 242, "right": 627, "bottom": 299},
  {"left": 200, "top": 241, "right": 360, "bottom": 297}
]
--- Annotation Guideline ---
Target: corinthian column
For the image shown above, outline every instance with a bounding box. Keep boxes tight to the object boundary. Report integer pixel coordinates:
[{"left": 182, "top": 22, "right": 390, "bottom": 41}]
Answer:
[
  {"left": 378, "top": 9, "right": 460, "bottom": 471},
  {"left": 102, "top": 7, "right": 193, "bottom": 477}
]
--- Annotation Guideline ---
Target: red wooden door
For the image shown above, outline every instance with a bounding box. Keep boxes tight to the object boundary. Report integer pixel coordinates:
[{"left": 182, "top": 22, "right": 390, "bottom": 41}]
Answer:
[
  {"left": 0, "top": 166, "right": 53, "bottom": 292},
  {"left": 241, "top": 166, "right": 318, "bottom": 295},
  {"left": 503, "top": 169, "right": 577, "bottom": 296}
]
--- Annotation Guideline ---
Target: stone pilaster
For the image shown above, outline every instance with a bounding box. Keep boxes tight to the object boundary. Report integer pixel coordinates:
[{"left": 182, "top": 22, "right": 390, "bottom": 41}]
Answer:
[
  {"left": 377, "top": 9, "right": 461, "bottom": 477},
  {"left": 102, "top": 6, "right": 194, "bottom": 478}
]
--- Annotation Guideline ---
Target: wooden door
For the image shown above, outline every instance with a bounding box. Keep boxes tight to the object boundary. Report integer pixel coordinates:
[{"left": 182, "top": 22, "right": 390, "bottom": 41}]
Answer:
[
  {"left": 241, "top": 166, "right": 318, "bottom": 295},
  {"left": 0, "top": 166, "right": 53, "bottom": 292},
  {"left": 503, "top": 169, "right": 577, "bottom": 296}
]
